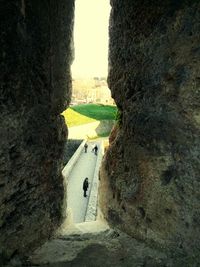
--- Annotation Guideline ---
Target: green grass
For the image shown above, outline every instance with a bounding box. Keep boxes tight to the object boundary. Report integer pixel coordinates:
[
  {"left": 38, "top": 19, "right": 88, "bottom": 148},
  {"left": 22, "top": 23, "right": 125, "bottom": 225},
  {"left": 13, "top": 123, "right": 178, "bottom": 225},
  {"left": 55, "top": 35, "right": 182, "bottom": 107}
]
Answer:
[
  {"left": 62, "top": 108, "right": 96, "bottom": 127},
  {"left": 71, "top": 104, "right": 117, "bottom": 121},
  {"left": 62, "top": 104, "right": 117, "bottom": 127}
]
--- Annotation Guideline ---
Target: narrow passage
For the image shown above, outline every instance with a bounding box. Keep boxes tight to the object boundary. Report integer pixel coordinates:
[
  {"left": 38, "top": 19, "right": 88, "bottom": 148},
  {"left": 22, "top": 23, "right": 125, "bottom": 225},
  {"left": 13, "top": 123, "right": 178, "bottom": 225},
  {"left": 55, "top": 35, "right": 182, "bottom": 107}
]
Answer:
[{"left": 67, "top": 141, "right": 100, "bottom": 223}]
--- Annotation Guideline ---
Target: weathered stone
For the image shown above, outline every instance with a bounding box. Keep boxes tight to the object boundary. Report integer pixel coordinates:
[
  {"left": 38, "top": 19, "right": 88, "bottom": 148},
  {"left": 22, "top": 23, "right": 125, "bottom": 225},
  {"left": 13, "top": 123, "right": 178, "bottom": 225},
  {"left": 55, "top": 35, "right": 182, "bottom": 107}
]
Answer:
[
  {"left": 0, "top": 0, "right": 74, "bottom": 257},
  {"left": 1, "top": 0, "right": 200, "bottom": 265},
  {"left": 100, "top": 0, "right": 200, "bottom": 258},
  {"left": 28, "top": 228, "right": 171, "bottom": 267}
]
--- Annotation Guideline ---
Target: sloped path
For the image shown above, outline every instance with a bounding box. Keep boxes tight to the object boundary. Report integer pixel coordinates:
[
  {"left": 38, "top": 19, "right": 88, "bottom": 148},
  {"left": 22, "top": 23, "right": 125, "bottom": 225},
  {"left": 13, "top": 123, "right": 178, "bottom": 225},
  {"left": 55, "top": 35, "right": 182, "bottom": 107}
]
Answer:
[{"left": 67, "top": 141, "right": 100, "bottom": 223}]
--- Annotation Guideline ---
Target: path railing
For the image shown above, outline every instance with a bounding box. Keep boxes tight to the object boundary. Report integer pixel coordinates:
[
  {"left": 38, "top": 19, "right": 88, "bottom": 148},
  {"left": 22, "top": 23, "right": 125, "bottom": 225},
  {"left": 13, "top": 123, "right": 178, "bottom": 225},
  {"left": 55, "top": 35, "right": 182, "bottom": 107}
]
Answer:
[
  {"left": 62, "top": 139, "right": 86, "bottom": 179},
  {"left": 62, "top": 139, "right": 86, "bottom": 218},
  {"left": 85, "top": 141, "right": 104, "bottom": 222}
]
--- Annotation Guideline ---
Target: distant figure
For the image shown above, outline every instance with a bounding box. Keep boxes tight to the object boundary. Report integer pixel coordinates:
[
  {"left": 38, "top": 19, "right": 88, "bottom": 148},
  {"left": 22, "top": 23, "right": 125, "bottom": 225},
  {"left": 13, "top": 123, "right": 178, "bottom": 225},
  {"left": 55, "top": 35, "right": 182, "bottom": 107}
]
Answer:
[
  {"left": 84, "top": 143, "right": 88, "bottom": 153},
  {"left": 94, "top": 145, "right": 98, "bottom": 155},
  {"left": 83, "top": 177, "right": 89, "bottom": 197}
]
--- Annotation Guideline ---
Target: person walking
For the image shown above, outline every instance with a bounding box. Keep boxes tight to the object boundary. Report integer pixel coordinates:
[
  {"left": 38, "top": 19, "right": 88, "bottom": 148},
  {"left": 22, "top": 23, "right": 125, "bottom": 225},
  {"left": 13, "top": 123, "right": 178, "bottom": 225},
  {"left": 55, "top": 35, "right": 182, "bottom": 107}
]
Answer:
[
  {"left": 83, "top": 177, "right": 89, "bottom": 197},
  {"left": 94, "top": 145, "right": 98, "bottom": 155},
  {"left": 84, "top": 143, "right": 88, "bottom": 153}
]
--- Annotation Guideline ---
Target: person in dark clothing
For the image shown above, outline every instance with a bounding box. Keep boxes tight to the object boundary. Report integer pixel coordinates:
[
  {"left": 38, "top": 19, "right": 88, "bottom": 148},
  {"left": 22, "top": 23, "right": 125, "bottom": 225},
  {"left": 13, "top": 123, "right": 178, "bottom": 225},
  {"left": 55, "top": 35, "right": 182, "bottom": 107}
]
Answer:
[
  {"left": 84, "top": 143, "right": 88, "bottom": 153},
  {"left": 83, "top": 177, "right": 89, "bottom": 197},
  {"left": 94, "top": 145, "right": 98, "bottom": 155}
]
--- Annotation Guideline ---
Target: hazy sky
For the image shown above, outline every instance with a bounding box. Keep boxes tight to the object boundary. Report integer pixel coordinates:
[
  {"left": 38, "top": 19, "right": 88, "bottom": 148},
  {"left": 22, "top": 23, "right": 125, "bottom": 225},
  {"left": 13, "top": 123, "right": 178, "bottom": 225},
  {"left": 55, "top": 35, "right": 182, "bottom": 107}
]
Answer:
[{"left": 71, "top": 0, "right": 111, "bottom": 78}]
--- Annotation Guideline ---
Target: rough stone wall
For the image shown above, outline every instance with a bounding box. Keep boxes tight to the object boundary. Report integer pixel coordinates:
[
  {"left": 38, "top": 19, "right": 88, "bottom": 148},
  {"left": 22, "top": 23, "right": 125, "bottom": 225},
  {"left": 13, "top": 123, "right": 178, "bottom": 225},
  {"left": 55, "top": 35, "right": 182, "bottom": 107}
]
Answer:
[
  {"left": 100, "top": 0, "right": 200, "bottom": 257},
  {"left": 0, "top": 0, "right": 74, "bottom": 258}
]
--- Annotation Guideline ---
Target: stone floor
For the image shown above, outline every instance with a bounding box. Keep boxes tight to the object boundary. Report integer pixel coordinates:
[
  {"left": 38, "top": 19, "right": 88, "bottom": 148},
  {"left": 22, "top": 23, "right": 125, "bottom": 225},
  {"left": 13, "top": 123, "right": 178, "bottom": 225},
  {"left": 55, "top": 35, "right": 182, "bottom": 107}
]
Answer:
[{"left": 27, "top": 221, "right": 173, "bottom": 267}]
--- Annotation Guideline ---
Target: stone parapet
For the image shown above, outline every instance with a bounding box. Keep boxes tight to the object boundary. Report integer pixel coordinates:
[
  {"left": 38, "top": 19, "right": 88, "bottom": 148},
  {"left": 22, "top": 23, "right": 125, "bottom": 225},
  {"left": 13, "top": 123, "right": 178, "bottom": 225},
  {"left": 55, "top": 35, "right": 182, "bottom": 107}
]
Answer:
[{"left": 85, "top": 141, "right": 104, "bottom": 222}]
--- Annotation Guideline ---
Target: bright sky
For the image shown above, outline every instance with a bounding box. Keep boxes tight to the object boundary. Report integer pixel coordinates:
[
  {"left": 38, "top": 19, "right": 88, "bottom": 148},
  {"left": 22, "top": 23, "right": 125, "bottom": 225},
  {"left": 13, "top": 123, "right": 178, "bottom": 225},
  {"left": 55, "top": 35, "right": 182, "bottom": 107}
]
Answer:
[{"left": 71, "top": 0, "right": 111, "bottom": 78}]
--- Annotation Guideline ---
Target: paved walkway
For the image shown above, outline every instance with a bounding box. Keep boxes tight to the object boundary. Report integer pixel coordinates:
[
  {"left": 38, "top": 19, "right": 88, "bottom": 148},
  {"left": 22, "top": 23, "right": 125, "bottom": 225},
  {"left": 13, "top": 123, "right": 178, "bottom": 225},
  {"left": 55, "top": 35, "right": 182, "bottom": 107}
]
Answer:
[{"left": 67, "top": 141, "right": 100, "bottom": 223}]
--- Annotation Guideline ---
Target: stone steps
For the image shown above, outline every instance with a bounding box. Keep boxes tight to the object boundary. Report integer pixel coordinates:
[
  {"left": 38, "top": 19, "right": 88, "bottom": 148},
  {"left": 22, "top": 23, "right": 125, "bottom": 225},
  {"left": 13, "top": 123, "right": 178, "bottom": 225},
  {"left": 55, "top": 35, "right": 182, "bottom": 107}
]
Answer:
[{"left": 27, "top": 221, "right": 170, "bottom": 267}]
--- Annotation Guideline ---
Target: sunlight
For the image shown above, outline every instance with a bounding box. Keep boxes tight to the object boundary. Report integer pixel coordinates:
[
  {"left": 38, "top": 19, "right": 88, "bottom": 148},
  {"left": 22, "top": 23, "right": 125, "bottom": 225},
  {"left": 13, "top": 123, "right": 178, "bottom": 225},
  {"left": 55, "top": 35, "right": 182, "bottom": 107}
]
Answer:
[{"left": 71, "top": 0, "right": 111, "bottom": 78}]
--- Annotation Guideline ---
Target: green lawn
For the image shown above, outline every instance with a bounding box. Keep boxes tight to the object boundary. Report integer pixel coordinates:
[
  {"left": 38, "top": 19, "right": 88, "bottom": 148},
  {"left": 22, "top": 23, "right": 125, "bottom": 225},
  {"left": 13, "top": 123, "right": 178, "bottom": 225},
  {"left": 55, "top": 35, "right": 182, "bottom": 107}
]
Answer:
[
  {"left": 62, "top": 108, "right": 96, "bottom": 127},
  {"left": 71, "top": 104, "right": 117, "bottom": 121},
  {"left": 62, "top": 104, "right": 117, "bottom": 127}
]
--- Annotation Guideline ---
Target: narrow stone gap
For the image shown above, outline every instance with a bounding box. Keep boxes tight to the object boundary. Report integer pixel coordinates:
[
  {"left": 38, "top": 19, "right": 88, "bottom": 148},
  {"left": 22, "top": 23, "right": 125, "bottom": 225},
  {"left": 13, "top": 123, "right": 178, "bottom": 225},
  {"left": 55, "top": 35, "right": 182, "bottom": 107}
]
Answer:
[
  {"left": 59, "top": 0, "right": 112, "bottom": 236},
  {"left": 1, "top": 1, "right": 199, "bottom": 266},
  {"left": 59, "top": 140, "right": 109, "bottom": 237}
]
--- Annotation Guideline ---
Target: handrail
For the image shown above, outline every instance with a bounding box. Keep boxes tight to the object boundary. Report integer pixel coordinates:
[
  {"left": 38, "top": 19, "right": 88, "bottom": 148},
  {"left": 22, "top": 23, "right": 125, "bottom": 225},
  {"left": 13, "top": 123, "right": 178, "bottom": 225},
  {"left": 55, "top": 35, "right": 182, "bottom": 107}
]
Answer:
[
  {"left": 61, "top": 139, "right": 86, "bottom": 218},
  {"left": 85, "top": 140, "right": 104, "bottom": 222}
]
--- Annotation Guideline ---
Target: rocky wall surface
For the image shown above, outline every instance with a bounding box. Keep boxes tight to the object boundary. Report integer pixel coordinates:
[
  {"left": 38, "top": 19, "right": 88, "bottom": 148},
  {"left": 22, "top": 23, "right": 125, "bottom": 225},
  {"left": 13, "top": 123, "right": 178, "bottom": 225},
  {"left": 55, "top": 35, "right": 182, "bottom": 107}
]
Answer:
[
  {"left": 100, "top": 0, "right": 200, "bottom": 260},
  {"left": 0, "top": 0, "right": 74, "bottom": 259}
]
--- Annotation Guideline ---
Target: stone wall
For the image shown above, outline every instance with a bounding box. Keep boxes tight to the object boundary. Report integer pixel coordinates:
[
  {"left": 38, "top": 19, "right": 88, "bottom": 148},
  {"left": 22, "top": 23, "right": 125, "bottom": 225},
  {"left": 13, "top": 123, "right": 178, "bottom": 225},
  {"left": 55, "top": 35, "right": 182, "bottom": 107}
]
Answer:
[
  {"left": 100, "top": 0, "right": 200, "bottom": 258},
  {"left": 1, "top": 0, "right": 200, "bottom": 263},
  {"left": 0, "top": 0, "right": 74, "bottom": 258}
]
